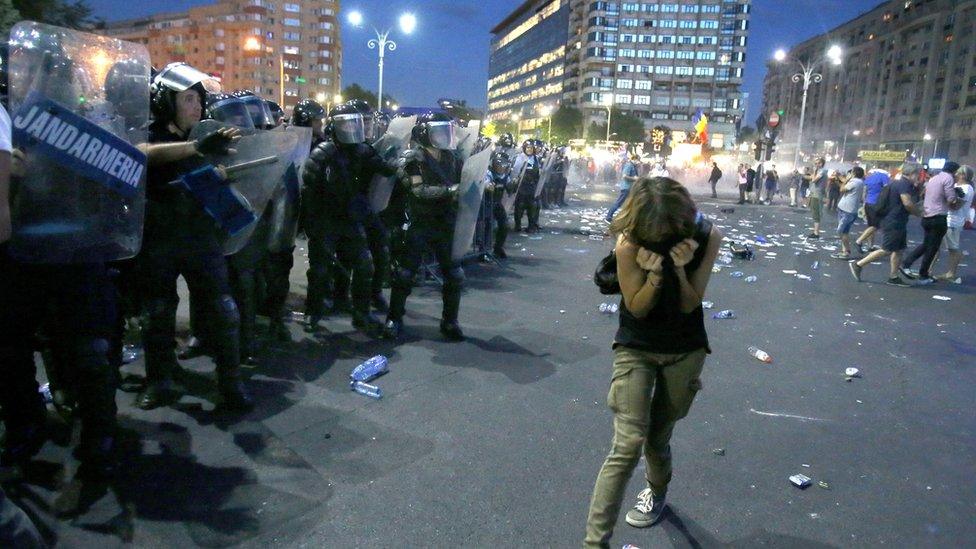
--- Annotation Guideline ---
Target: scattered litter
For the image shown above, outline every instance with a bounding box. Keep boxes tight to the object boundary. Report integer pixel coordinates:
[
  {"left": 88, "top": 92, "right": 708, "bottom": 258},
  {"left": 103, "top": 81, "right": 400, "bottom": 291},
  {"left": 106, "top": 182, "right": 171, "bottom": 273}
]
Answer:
[
  {"left": 801, "top": 464, "right": 811, "bottom": 468},
  {"left": 744, "top": 275, "right": 758, "bottom": 283},
  {"left": 351, "top": 356, "right": 389, "bottom": 383},
  {"left": 818, "top": 481, "right": 831, "bottom": 490},
  {"left": 712, "top": 310, "right": 736, "bottom": 319},
  {"left": 811, "top": 261, "right": 820, "bottom": 270},
  {"left": 528, "top": 236, "right": 543, "bottom": 240},
  {"left": 350, "top": 380, "right": 382, "bottom": 399},
  {"left": 845, "top": 367, "right": 861, "bottom": 378},
  {"left": 720, "top": 208, "right": 735, "bottom": 213},
  {"left": 932, "top": 295, "right": 952, "bottom": 301},
  {"left": 559, "top": 310, "right": 566, "bottom": 314},
  {"left": 748, "top": 346, "right": 772, "bottom": 363},
  {"left": 730, "top": 271, "right": 744, "bottom": 278},
  {"left": 796, "top": 274, "right": 812, "bottom": 281},
  {"left": 790, "top": 474, "right": 812, "bottom": 489},
  {"left": 782, "top": 270, "right": 798, "bottom": 274},
  {"left": 750, "top": 409, "right": 827, "bottom": 422},
  {"left": 701, "top": 300, "right": 714, "bottom": 309},
  {"left": 598, "top": 303, "right": 619, "bottom": 314},
  {"left": 712, "top": 448, "right": 726, "bottom": 456}
]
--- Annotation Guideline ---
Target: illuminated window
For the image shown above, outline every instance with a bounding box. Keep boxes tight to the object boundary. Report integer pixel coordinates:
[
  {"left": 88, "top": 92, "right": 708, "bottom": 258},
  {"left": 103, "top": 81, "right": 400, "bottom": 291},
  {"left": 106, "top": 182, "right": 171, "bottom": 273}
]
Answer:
[{"left": 284, "top": 18, "right": 300, "bottom": 27}]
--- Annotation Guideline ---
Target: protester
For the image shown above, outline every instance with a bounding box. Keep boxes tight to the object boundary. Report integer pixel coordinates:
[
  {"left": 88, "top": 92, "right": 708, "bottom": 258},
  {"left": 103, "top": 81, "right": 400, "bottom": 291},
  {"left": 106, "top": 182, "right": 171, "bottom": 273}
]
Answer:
[
  {"left": 899, "top": 162, "right": 960, "bottom": 285},
  {"left": 826, "top": 170, "right": 842, "bottom": 212},
  {"left": 584, "top": 177, "right": 721, "bottom": 547},
  {"left": 788, "top": 169, "right": 802, "bottom": 207},
  {"left": 854, "top": 167, "right": 891, "bottom": 253},
  {"left": 744, "top": 164, "right": 757, "bottom": 204},
  {"left": 850, "top": 162, "right": 923, "bottom": 286},
  {"left": 708, "top": 161, "right": 722, "bottom": 198},
  {"left": 833, "top": 166, "right": 865, "bottom": 260},
  {"left": 763, "top": 167, "right": 778, "bottom": 204},
  {"left": 605, "top": 154, "right": 639, "bottom": 222},
  {"left": 799, "top": 167, "right": 811, "bottom": 207},
  {"left": 737, "top": 163, "right": 748, "bottom": 204},
  {"left": 937, "top": 165, "right": 975, "bottom": 283},
  {"left": 805, "top": 158, "right": 828, "bottom": 238}
]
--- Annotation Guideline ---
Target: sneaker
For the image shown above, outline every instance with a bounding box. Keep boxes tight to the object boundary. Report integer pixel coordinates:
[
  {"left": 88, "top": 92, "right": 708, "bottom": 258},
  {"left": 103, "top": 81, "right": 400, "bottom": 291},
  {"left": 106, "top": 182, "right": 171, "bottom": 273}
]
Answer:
[
  {"left": 915, "top": 276, "right": 935, "bottom": 286},
  {"left": 625, "top": 488, "right": 666, "bottom": 528},
  {"left": 898, "top": 267, "right": 918, "bottom": 280},
  {"left": 855, "top": 242, "right": 865, "bottom": 255},
  {"left": 831, "top": 253, "right": 852, "bottom": 260},
  {"left": 936, "top": 274, "right": 962, "bottom": 284},
  {"left": 849, "top": 262, "right": 862, "bottom": 281},
  {"left": 885, "top": 277, "right": 912, "bottom": 287},
  {"left": 868, "top": 245, "right": 881, "bottom": 252}
]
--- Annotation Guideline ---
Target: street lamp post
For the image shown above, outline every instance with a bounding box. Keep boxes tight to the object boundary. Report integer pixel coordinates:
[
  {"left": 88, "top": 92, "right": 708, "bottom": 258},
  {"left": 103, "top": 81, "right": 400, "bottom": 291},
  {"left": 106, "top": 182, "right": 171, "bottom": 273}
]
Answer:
[
  {"left": 841, "top": 129, "right": 859, "bottom": 163},
  {"left": 603, "top": 95, "right": 613, "bottom": 143},
  {"left": 775, "top": 46, "right": 843, "bottom": 169},
  {"left": 349, "top": 11, "right": 416, "bottom": 112},
  {"left": 540, "top": 105, "right": 553, "bottom": 143}
]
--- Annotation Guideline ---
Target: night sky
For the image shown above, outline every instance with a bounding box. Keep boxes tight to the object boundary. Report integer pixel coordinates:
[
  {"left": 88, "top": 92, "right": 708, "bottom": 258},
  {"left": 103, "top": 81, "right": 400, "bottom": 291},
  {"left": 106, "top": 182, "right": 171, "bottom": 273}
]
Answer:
[{"left": 85, "top": 0, "right": 883, "bottom": 120}]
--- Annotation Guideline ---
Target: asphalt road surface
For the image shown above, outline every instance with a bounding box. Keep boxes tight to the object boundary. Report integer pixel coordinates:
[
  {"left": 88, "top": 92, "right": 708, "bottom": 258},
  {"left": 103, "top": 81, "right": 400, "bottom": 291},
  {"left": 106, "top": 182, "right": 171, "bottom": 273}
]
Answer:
[{"left": 6, "top": 174, "right": 976, "bottom": 548}]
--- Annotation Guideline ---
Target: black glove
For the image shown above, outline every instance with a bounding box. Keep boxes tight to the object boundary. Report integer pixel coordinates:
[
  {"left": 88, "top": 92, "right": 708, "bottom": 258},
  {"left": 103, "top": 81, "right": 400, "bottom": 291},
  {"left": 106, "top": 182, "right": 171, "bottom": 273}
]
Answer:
[{"left": 195, "top": 130, "right": 234, "bottom": 156}]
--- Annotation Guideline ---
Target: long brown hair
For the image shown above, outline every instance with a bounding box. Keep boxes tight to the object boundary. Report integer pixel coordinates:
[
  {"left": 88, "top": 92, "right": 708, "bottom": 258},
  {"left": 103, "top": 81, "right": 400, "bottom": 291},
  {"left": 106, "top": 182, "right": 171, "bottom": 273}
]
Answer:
[{"left": 610, "top": 176, "right": 698, "bottom": 247}]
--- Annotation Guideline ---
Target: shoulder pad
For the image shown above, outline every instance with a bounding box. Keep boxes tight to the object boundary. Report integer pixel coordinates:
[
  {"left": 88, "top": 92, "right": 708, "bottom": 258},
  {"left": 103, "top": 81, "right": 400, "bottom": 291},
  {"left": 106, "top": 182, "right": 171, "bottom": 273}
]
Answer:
[{"left": 309, "top": 141, "right": 338, "bottom": 163}]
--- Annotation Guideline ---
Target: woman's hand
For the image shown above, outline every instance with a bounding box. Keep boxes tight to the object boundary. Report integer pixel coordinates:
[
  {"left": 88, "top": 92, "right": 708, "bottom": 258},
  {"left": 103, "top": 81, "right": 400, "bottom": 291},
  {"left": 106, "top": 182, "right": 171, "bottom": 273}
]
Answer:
[
  {"left": 636, "top": 247, "right": 664, "bottom": 274},
  {"left": 669, "top": 238, "right": 699, "bottom": 268}
]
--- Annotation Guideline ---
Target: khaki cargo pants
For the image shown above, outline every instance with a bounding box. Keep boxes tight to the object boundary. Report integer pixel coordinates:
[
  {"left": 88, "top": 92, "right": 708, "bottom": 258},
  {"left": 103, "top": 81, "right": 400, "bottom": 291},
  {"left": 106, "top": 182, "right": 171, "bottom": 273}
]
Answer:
[{"left": 583, "top": 346, "right": 706, "bottom": 548}]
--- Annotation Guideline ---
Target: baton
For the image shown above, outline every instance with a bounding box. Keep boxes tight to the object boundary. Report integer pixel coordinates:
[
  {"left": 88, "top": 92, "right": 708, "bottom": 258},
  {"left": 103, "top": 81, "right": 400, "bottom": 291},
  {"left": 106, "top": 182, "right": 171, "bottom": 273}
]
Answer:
[{"left": 169, "top": 155, "right": 279, "bottom": 186}]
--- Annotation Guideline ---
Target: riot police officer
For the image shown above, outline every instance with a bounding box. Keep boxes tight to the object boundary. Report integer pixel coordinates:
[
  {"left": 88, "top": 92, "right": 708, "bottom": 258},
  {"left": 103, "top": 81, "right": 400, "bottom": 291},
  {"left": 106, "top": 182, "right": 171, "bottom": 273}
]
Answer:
[
  {"left": 302, "top": 103, "right": 397, "bottom": 334},
  {"left": 485, "top": 151, "right": 516, "bottom": 258},
  {"left": 136, "top": 62, "right": 252, "bottom": 412},
  {"left": 512, "top": 139, "right": 542, "bottom": 233},
  {"left": 384, "top": 113, "right": 466, "bottom": 341}
]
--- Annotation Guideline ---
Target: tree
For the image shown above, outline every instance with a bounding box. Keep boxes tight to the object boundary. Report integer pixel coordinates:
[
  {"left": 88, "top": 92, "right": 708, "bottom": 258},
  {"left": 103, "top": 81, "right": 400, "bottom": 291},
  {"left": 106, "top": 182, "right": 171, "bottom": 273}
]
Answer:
[
  {"left": 341, "top": 83, "right": 398, "bottom": 110},
  {"left": 0, "top": 0, "right": 21, "bottom": 36},
  {"left": 11, "top": 0, "right": 99, "bottom": 30},
  {"left": 549, "top": 105, "right": 583, "bottom": 143},
  {"left": 588, "top": 108, "right": 646, "bottom": 143}
]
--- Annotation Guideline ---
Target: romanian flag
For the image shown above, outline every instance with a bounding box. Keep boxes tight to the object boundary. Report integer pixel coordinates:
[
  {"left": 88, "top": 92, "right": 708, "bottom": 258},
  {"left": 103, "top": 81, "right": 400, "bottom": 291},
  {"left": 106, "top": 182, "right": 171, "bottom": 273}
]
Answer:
[{"left": 693, "top": 109, "right": 709, "bottom": 145}]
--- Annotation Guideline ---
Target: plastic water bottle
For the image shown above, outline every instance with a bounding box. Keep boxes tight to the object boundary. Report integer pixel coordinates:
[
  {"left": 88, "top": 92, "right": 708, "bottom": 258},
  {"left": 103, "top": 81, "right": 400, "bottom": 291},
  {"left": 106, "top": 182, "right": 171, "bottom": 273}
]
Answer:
[
  {"left": 350, "top": 355, "right": 389, "bottom": 383},
  {"left": 730, "top": 271, "right": 744, "bottom": 278},
  {"left": 755, "top": 236, "right": 768, "bottom": 244},
  {"left": 608, "top": 303, "right": 619, "bottom": 314},
  {"left": 744, "top": 275, "right": 758, "bottom": 283},
  {"left": 598, "top": 303, "right": 609, "bottom": 313},
  {"left": 811, "top": 261, "right": 820, "bottom": 270},
  {"left": 702, "top": 300, "right": 714, "bottom": 309},
  {"left": 39, "top": 383, "right": 53, "bottom": 404},
  {"left": 748, "top": 346, "right": 773, "bottom": 363},
  {"left": 350, "top": 380, "right": 382, "bottom": 399},
  {"left": 712, "top": 310, "right": 735, "bottom": 319}
]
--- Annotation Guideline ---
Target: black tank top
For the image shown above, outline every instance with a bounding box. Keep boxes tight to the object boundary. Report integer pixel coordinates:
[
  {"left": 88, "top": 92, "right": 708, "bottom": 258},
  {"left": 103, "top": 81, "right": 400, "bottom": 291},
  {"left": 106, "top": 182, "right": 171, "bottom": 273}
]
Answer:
[{"left": 614, "top": 217, "right": 713, "bottom": 354}]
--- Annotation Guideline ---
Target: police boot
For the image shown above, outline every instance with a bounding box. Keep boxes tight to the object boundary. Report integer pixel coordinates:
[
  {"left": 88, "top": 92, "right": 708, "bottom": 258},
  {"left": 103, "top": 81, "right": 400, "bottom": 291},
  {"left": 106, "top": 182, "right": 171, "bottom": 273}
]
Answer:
[
  {"left": 137, "top": 354, "right": 178, "bottom": 410},
  {"left": 75, "top": 435, "right": 116, "bottom": 480},
  {"left": 268, "top": 317, "right": 292, "bottom": 343},
  {"left": 351, "top": 299, "right": 384, "bottom": 336},
  {"left": 217, "top": 368, "right": 254, "bottom": 412},
  {"left": 371, "top": 291, "right": 389, "bottom": 313},
  {"left": 439, "top": 284, "right": 464, "bottom": 342}
]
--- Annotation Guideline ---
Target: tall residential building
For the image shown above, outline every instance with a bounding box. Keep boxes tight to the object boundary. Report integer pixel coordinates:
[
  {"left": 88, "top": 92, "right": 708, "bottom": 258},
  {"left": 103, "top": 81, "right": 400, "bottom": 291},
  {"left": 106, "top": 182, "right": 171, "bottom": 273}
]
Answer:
[
  {"left": 488, "top": 0, "right": 752, "bottom": 151},
  {"left": 99, "top": 0, "right": 342, "bottom": 114},
  {"left": 762, "top": 0, "right": 976, "bottom": 165}
]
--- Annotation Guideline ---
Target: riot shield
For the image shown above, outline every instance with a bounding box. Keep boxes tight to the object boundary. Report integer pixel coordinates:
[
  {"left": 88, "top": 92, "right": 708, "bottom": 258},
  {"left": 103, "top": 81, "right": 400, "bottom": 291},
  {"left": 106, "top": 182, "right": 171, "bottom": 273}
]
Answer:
[
  {"left": 185, "top": 119, "right": 299, "bottom": 255},
  {"left": 452, "top": 146, "right": 493, "bottom": 260},
  {"left": 266, "top": 125, "right": 312, "bottom": 253},
  {"left": 6, "top": 21, "right": 150, "bottom": 264},
  {"left": 455, "top": 125, "right": 481, "bottom": 162},
  {"left": 535, "top": 152, "right": 558, "bottom": 199},
  {"left": 368, "top": 115, "right": 416, "bottom": 213}
]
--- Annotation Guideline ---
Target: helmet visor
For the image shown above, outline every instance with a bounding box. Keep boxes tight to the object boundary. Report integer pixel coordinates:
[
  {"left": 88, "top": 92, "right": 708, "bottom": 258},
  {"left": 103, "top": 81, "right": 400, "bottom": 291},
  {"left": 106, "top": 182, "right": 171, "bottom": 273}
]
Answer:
[
  {"left": 333, "top": 113, "right": 365, "bottom": 144},
  {"left": 241, "top": 96, "right": 272, "bottom": 128},
  {"left": 208, "top": 98, "right": 255, "bottom": 129},
  {"left": 427, "top": 121, "right": 457, "bottom": 150},
  {"left": 155, "top": 63, "right": 210, "bottom": 92}
]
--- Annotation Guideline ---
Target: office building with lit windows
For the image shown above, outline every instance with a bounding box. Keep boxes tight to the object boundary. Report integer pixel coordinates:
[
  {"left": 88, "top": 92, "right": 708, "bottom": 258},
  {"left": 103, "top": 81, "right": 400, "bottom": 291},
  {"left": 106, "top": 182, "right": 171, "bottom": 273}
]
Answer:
[
  {"left": 762, "top": 0, "right": 976, "bottom": 165},
  {"left": 99, "top": 0, "right": 342, "bottom": 114},
  {"left": 488, "top": 0, "right": 751, "bottom": 150}
]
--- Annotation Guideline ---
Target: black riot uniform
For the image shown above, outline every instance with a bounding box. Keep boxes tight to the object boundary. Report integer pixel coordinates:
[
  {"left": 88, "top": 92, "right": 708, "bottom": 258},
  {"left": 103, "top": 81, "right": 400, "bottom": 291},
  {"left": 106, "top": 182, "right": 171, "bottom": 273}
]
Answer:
[
  {"left": 486, "top": 151, "right": 516, "bottom": 258},
  {"left": 302, "top": 103, "right": 397, "bottom": 334},
  {"left": 136, "top": 63, "right": 252, "bottom": 412},
  {"left": 384, "top": 113, "right": 466, "bottom": 341},
  {"left": 550, "top": 148, "right": 569, "bottom": 207},
  {"left": 513, "top": 140, "right": 542, "bottom": 232},
  {"left": 261, "top": 98, "right": 325, "bottom": 341}
]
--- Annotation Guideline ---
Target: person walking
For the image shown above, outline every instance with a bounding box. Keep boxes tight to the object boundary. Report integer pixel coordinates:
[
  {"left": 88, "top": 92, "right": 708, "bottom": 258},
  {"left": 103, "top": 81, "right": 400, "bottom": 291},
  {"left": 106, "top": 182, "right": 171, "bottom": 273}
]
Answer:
[
  {"left": 805, "top": 158, "right": 828, "bottom": 238},
  {"left": 708, "top": 161, "right": 722, "bottom": 198},
  {"left": 850, "top": 162, "right": 923, "bottom": 286},
  {"left": 605, "top": 154, "right": 640, "bottom": 222},
  {"left": 737, "top": 164, "right": 748, "bottom": 204},
  {"left": 763, "top": 167, "right": 779, "bottom": 204},
  {"left": 854, "top": 167, "right": 891, "bottom": 253},
  {"left": 833, "top": 166, "right": 865, "bottom": 260},
  {"left": 788, "top": 169, "right": 802, "bottom": 207},
  {"left": 584, "top": 177, "right": 722, "bottom": 548},
  {"left": 937, "top": 165, "right": 975, "bottom": 283},
  {"left": 899, "top": 162, "right": 960, "bottom": 285}
]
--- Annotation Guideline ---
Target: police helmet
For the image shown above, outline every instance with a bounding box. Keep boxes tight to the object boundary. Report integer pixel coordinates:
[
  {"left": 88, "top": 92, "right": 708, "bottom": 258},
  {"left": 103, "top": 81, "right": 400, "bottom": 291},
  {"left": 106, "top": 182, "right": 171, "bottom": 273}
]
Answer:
[
  {"left": 291, "top": 98, "right": 325, "bottom": 128},
  {"left": 327, "top": 103, "right": 366, "bottom": 145},
  {"left": 412, "top": 112, "right": 457, "bottom": 151}
]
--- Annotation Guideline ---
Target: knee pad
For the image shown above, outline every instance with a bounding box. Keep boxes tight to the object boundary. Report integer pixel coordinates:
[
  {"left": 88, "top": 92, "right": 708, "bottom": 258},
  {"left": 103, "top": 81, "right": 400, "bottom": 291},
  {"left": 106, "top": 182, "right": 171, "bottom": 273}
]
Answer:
[{"left": 214, "top": 294, "right": 241, "bottom": 328}]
